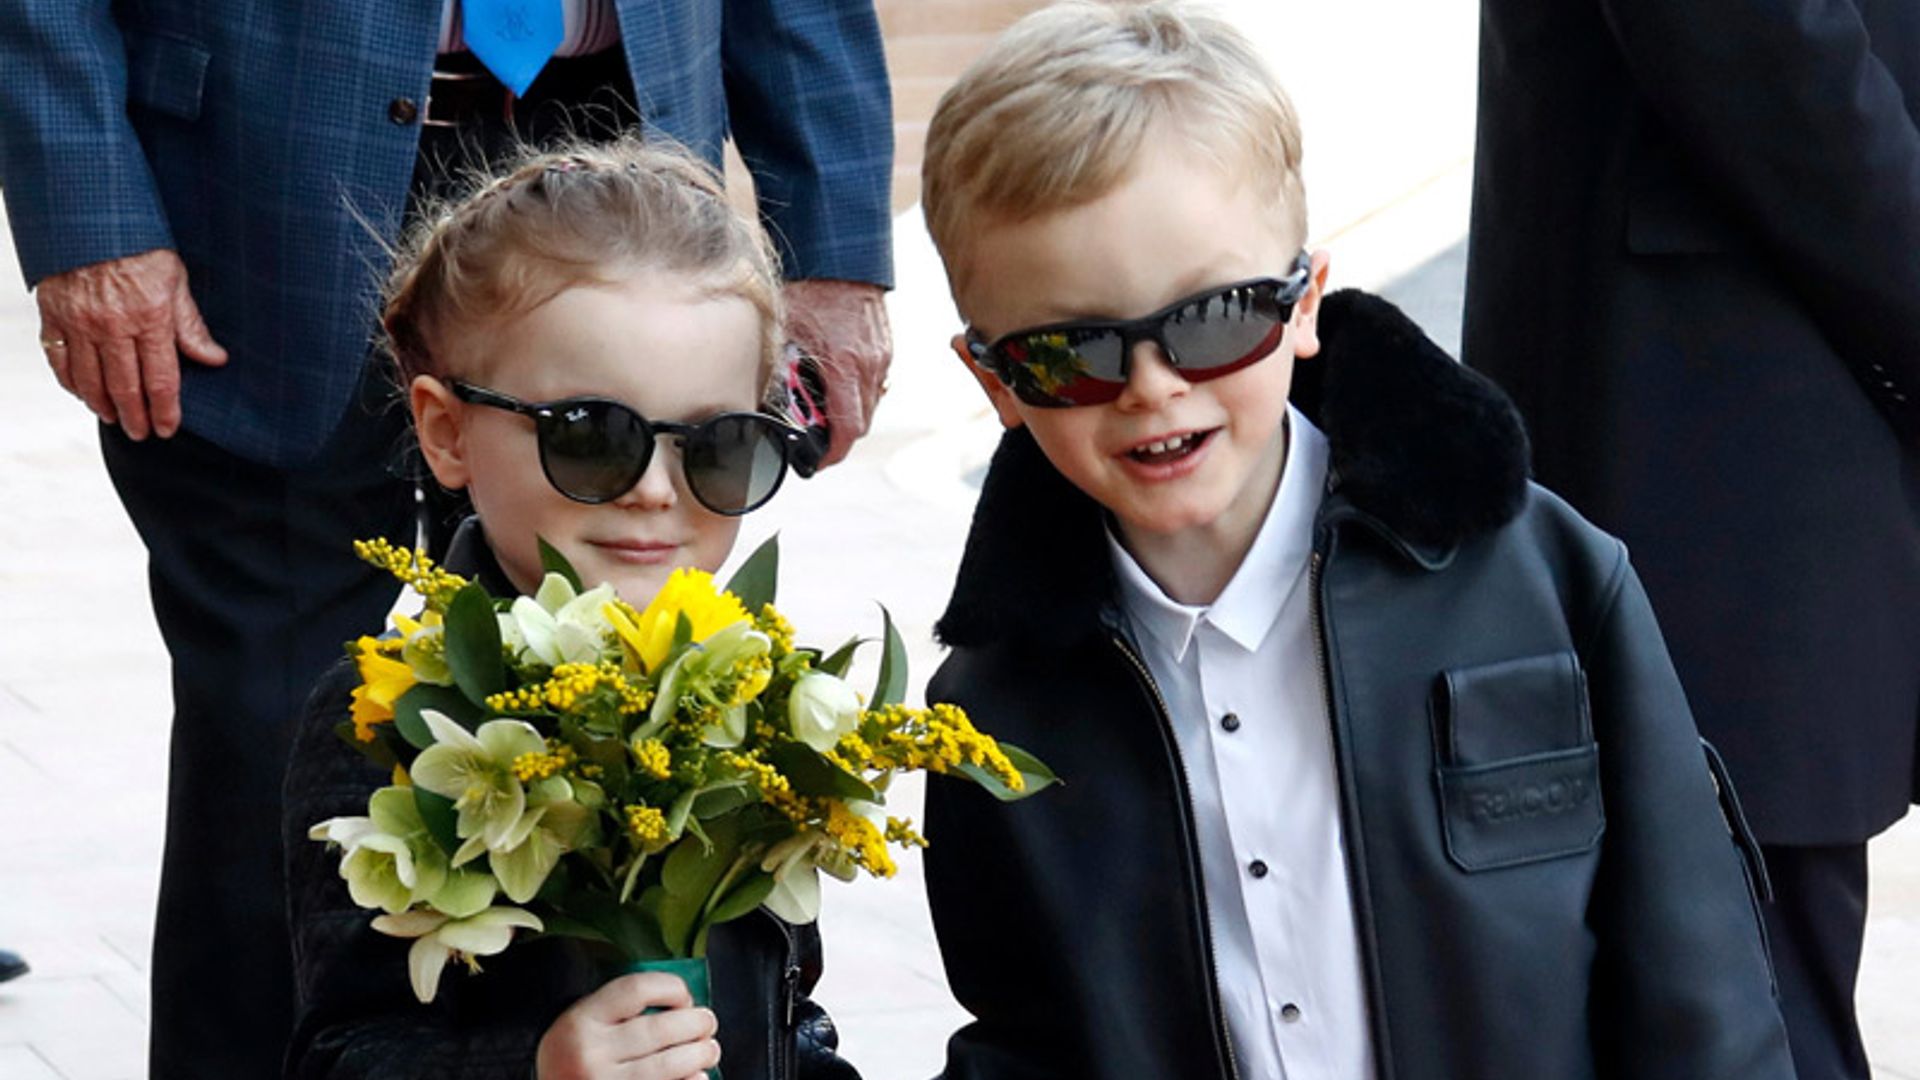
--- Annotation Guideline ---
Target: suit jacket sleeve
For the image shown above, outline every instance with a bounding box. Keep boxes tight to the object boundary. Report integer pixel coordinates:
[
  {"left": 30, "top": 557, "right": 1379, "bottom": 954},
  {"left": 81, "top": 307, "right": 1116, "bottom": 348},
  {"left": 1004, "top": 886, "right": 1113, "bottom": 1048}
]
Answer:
[
  {"left": 1580, "top": 548, "right": 1796, "bottom": 1079},
  {"left": 1598, "top": 0, "right": 1920, "bottom": 442},
  {"left": 0, "top": 0, "right": 175, "bottom": 286},
  {"left": 719, "top": 0, "right": 895, "bottom": 288}
]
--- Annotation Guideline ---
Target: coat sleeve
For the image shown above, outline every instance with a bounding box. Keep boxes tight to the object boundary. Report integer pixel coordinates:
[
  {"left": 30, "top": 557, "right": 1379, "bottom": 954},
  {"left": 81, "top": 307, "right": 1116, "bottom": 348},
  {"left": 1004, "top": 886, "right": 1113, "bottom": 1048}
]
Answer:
[
  {"left": 922, "top": 662, "right": 1072, "bottom": 1080},
  {"left": 718, "top": 0, "right": 895, "bottom": 288},
  {"left": 283, "top": 660, "right": 558, "bottom": 1080},
  {"left": 0, "top": 0, "right": 175, "bottom": 286},
  {"left": 1579, "top": 548, "right": 1796, "bottom": 1079},
  {"left": 1597, "top": 0, "right": 1920, "bottom": 444}
]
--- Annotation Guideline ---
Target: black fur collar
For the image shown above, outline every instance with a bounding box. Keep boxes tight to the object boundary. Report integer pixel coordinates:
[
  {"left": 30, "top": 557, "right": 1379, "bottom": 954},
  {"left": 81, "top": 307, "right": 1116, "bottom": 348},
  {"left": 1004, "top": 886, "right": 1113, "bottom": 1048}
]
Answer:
[{"left": 935, "top": 289, "right": 1531, "bottom": 649}]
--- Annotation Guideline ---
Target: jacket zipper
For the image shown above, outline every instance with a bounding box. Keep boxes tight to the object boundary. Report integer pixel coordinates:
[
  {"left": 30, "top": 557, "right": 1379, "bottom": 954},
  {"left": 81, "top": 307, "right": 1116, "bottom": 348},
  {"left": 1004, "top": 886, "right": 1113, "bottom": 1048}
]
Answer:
[
  {"left": 1109, "top": 631, "right": 1244, "bottom": 1080},
  {"left": 762, "top": 909, "right": 801, "bottom": 1080},
  {"left": 1309, "top": 544, "right": 1397, "bottom": 1079}
]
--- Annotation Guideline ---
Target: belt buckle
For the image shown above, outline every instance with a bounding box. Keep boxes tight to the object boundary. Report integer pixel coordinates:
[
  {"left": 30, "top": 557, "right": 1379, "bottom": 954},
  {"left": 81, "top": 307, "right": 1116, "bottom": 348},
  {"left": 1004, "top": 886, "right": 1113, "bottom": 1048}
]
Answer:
[{"left": 425, "top": 67, "right": 510, "bottom": 128}]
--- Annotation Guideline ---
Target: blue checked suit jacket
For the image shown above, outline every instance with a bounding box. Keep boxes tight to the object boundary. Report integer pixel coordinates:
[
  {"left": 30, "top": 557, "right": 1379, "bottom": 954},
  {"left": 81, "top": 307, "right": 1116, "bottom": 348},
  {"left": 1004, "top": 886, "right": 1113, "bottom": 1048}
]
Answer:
[{"left": 0, "top": 1, "right": 893, "bottom": 467}]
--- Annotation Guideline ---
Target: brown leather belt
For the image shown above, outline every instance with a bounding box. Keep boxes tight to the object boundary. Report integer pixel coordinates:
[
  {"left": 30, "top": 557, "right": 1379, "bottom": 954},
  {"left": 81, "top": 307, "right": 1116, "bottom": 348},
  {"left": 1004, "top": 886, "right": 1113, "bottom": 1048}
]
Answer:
[{"left": 424, "top": 49, "right": 632, "bottom": 129}]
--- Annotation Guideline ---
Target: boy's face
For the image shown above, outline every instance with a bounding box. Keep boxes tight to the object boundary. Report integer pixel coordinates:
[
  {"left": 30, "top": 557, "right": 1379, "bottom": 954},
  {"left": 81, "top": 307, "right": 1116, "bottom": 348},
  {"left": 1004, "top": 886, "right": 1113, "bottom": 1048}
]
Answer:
[
  {"left": 951, "top": 151, "right": 1327, "bottom": 555},
  {"left": 413, "top": 272, "right": 764, "bottom": 604}
]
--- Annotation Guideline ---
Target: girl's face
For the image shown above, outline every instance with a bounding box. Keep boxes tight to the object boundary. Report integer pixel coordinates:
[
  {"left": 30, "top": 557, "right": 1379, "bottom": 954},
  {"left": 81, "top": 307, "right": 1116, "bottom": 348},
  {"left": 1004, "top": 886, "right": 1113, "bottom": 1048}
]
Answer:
[{"left": 413, "top": 270, "right": 768, "bottom": 605}]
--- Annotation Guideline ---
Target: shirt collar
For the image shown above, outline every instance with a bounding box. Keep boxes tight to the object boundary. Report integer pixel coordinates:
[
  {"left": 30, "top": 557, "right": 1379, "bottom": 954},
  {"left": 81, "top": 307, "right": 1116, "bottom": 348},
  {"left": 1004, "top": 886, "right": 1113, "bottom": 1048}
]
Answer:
[{"left": 1108, "top": 405, "right": 1330, "bottom": 660}]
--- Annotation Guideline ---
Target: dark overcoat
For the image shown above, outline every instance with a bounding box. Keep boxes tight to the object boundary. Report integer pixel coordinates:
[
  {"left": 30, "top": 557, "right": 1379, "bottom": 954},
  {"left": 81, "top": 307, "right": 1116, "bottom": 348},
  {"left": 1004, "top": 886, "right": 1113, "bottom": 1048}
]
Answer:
[{"left": 1462, "top": 0, "right": 1920, "bottom": 843}]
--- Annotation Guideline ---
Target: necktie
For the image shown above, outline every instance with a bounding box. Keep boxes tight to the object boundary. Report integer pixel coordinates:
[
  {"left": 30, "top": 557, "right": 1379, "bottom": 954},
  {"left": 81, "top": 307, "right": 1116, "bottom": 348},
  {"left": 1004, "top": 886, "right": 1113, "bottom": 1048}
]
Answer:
[{"left": 462, "top": 0, "right": 565, "bottom": 97}]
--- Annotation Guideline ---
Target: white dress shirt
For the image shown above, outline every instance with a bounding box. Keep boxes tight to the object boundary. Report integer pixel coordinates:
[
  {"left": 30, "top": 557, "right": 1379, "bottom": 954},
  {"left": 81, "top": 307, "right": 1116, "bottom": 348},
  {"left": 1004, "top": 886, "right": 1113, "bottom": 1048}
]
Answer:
[
  {"left": 1108, "top": 406, "right": 1376, "bottom": 1080},
  {"left": 439, "top": 0, "right": 623, "bottom": 58}
]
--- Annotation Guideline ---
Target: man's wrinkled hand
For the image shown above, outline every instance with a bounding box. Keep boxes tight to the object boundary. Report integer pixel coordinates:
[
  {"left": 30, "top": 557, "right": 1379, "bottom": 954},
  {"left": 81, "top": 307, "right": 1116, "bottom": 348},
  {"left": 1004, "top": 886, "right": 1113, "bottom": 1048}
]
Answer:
[
  {"left": 34, "top": 248, "right": 228, "bottom": 440},
  {"left": 782, "top": 279, "right": 891, "bottom": 468}
]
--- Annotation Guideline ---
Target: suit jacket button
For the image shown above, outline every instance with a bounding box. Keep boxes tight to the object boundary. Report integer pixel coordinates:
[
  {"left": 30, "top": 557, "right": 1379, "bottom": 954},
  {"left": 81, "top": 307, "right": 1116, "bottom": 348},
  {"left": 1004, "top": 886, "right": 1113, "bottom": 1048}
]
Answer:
[{"left": 389, "top": 97, "right": 420, "bottom": 125}]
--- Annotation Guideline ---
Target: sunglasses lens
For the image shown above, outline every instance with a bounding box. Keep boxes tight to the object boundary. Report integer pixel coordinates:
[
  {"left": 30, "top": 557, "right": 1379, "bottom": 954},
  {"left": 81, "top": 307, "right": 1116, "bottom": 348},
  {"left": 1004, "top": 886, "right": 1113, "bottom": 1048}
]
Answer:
[
  {"left": 539, "top": 401, "right": 651, "bottom": 502},
  {"left": 684, "top": 414, "right": 789, "bottom": 514},
  {"left": 994, "top": 328, "right": 1128, "bottom": 407},
  {"left": 1160, "top": 283, "right": 1287, "bottom": 378}
]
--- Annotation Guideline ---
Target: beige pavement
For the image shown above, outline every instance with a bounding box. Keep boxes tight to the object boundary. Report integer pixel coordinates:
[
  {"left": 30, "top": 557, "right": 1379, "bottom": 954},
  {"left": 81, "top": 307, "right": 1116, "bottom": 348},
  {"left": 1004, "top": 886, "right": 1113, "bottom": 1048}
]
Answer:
[{"left": 2, "top": 2, "right": 1915, "bottom": 1077}]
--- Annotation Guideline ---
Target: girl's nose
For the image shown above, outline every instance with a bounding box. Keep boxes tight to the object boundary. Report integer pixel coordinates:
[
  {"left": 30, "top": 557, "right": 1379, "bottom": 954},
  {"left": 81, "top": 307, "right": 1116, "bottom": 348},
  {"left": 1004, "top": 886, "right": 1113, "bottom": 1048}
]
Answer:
[
  {"left": 614, "top": 438, "right": 679, "bottom": 510},
  {"left": 1113, "top": 340, "right": 1190, "bottom": 412}
]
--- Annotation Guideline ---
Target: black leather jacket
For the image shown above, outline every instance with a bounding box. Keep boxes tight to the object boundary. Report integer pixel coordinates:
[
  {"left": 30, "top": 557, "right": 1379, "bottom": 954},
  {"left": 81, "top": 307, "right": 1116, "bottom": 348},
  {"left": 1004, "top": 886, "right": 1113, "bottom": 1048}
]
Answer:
[
  {"left": 923, "top": 292, "right": 1795, "bottom": 1080},
  {"left": 282, "top": 524, "right": 858, "bottom": 1080}
]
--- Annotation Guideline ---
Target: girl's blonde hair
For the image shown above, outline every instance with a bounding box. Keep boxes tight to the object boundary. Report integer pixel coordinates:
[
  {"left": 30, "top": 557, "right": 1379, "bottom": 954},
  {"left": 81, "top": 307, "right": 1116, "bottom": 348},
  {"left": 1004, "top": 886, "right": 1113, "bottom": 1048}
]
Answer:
[
  {"left": 922, "top": 0, "right": 1307, "bottom": 279},
  {"left": 382, "top": 135, "right": 784, "bottom": 394}
]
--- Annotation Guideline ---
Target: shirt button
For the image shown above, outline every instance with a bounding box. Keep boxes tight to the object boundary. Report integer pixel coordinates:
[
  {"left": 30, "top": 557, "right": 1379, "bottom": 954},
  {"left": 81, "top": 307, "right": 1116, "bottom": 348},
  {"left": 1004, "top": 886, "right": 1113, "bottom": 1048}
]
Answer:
[
  {"left": 1280, "top": 1002, "right": 1302, "bottom": 1023},
  {"left": 1248, "top": 859, "right": 1269, "bottom": 879},
  {"left": 388, "top": 97, "right": 420, "bottom": 125},
  {"left": 1221, "top": 712, "right": 1242, "bottom": 733}
]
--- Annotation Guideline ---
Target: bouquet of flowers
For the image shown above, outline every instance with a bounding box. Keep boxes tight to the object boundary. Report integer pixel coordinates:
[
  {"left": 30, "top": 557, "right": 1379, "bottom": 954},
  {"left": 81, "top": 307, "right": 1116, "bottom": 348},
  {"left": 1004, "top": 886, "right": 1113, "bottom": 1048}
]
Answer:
[{"left": 310, "top": 536, "right": 1054, "bottom": 1005}]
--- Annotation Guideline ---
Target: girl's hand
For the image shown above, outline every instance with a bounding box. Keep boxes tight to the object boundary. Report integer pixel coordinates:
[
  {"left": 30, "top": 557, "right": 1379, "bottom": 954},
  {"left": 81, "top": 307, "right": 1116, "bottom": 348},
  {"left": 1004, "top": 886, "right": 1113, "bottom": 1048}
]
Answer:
[{"left": 535, "top": 971, "right": 721, "bottom": 1079}]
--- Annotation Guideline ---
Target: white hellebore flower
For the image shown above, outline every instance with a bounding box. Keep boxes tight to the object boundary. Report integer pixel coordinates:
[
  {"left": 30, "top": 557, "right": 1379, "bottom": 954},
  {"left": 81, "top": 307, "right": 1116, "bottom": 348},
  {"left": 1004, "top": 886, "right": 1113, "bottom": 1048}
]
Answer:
[
  {"left": 498, "top": 573, "right": 618, "bottom": 667},
  {"left": 759, "top": 831, "right": 825, "bottom": 924},
  {"left": 309, "top": 786, "right": 450, "bottom": 915},
  {"left": 408, "top": 711, "right": 546, "bottom": 857},
  {"left": 372, "top": 905, "right": 543, "bottom": 1004},
  {"left": 788, "top": 671, "right": 863, "bottom": 753}
]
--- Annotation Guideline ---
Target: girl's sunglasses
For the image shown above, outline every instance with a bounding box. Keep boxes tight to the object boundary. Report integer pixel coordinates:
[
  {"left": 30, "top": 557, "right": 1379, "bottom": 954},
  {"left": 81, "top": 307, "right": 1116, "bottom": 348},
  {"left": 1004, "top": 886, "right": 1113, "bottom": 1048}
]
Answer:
[
  {"left": 965, "top": 251, "right": 1314, "bottom": 408},
  {"left": 450, "top": 381, "right": 800, "bottom": 515}
]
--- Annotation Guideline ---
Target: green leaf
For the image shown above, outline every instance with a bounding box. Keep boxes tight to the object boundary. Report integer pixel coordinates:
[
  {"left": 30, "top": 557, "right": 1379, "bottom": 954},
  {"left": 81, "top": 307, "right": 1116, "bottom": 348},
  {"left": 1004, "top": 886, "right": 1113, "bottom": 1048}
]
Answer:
[
  {"left": 724, "top": 534, "right": 780, "bottom": 611},
  {"left": 662, "top": 813, "right": 740, "bottom": 898},
  {"left": 766, "top": 741, "right": 878, "bottom": 803},
  {"left": 673, "top": 612, "right": 693, "bottom": 652},
  {"left": 872, "top": 605, "right": 908, "bottom": 708},
  {"left": 691, "top": 784, "right": 757, "bottom": 819},
  {"left": 656, "top": 888, "right": 702, "bottom": 958},
  {"left": 444, "top": 584, "right": 506, "bottom": 704},
  {"left": 332, "top": 719, "right": 399, "bottom": 770},
  {"left": 393, "top": 683, "right": 480, "bottom": 748},
  {"left": 413, "top": 787, "right": 462, "bottom": 857},
  {"left": 705, "top": 871, "right": 775, "bottom": 926},
  {"left": 559, "top": 718, "right": 629, "bottom": 787},
  {"left": 955, "top": 741, "right": 1060, "bottom": 802},
  {"left": 816, "top": 636, "right": 864, "bottom": 678},
  {"left": 536, "top": 536, "right": 583, "bottom": 592}
]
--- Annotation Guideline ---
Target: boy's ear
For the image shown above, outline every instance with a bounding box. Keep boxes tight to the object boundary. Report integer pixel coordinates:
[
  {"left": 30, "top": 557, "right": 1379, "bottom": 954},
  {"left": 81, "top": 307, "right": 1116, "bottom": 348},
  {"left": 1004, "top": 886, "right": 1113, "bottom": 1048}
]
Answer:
[
  {"left": 410, "top": 374, "right": 472, "bottom": 491},
  {"left": 950, "top": 333, "right": 1026, "bottom": 430},
  {"left": 1289, "top": 249, "right": 1335, "bottom": 361}
]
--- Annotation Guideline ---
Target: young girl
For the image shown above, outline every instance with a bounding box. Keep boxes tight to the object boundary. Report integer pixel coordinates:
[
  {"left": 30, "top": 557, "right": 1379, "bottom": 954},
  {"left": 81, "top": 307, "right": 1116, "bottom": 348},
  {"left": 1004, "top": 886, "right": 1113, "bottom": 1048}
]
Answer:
[{"left": 283, "top": 138, "right": 859, "bottom": 1080}]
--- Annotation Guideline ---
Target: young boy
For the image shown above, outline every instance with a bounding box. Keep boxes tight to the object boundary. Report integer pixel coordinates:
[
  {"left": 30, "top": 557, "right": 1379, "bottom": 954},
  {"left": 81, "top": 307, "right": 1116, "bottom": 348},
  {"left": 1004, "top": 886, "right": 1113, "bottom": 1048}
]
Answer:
[{"left": 917, "top": 4, "right": 1795, "bottom": 1078}]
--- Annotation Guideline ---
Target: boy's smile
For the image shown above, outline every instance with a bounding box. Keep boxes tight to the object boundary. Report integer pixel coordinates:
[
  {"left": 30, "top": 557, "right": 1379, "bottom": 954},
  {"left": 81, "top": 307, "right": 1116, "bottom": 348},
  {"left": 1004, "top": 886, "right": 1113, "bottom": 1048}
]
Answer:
[{"left": 952, "top": 144, "right": 1328, "bottom": 603}]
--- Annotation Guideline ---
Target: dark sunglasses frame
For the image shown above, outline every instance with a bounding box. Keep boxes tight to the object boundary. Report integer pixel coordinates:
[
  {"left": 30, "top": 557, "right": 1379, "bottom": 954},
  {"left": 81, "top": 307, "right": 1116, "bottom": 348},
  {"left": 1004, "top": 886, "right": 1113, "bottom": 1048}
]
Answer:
[
  {"left": 966, "top": 251, "right": 1315, "bottom": 408},
  {"left": 450, "top": 381, "right": 803, "bottom": 515}
]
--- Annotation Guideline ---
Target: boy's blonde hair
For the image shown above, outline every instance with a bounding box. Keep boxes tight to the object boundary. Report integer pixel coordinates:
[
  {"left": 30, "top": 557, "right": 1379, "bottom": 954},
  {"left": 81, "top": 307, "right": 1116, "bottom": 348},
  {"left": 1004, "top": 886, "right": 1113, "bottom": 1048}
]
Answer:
[
  {"left": 922, "top": 1, "right": 1306, "bottom": 279},
  {"left": 383, "top": 135, "right": 784, "bottom": 393}
]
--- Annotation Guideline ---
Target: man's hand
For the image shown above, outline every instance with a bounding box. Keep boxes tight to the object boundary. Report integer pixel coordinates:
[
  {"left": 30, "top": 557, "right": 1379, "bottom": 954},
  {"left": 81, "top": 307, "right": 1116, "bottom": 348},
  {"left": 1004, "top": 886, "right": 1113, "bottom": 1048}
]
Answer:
[
  {"left": 34, "top": 248, "right": 228, "bottom": 440},
  {"left": 782, "top": 279, "right": 891, "bottom": 468},
  {"left": 535, "top": 971, "right": 720, "bottom": 1080}
]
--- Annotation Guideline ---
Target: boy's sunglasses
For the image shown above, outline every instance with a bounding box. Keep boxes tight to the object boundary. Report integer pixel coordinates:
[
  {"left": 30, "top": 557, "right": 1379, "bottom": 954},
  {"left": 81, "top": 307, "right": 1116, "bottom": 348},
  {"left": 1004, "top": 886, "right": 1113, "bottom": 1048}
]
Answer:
[
  {"left": 450, "top": 381, "right": 800, "bottom": 515},
  {"left": 965, "top": 251, "right": 1314, "bottom": 408}
]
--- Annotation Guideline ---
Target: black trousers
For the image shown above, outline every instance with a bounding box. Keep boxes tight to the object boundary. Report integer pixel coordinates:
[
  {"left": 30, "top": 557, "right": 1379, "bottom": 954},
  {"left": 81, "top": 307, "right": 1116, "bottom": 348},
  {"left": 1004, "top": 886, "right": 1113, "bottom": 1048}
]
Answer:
[
  {"left": 101, "top": 369, "right": 416, "bottom": 1079},
  {"left": 1761, "top": 841, "right": 1873, "bottom": 1080}
]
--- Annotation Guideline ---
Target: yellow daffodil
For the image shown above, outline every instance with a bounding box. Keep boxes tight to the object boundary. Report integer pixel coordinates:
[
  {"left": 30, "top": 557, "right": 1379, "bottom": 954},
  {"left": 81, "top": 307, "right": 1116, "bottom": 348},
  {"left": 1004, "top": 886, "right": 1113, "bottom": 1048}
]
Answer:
[
  {"left": 349, "top": 636, "right": 417, "bottom": 741},
  {"left": 371, "top": 905, "right": 542, "bottom": 1004},
  {"left": 608, "top": 568, "right": 750, "bottom": 673}
]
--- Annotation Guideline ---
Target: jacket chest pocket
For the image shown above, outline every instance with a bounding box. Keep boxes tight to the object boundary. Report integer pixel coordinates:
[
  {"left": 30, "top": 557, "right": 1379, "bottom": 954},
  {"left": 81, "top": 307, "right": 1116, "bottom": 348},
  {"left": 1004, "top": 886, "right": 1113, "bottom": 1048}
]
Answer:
[{"left": 1430, "top": 651, "right": 1605, "bottom": 872}]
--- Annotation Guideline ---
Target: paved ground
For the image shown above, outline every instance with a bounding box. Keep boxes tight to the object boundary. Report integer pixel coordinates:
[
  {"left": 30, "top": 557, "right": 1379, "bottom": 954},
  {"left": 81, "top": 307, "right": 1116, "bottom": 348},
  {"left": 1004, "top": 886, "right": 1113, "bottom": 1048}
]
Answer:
[{"left": 1, "top": 3, "right": 1915, "bottom": 1078}]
